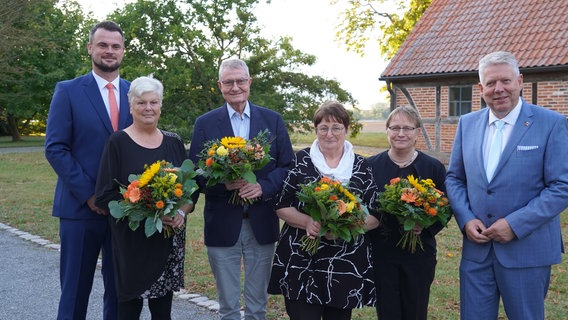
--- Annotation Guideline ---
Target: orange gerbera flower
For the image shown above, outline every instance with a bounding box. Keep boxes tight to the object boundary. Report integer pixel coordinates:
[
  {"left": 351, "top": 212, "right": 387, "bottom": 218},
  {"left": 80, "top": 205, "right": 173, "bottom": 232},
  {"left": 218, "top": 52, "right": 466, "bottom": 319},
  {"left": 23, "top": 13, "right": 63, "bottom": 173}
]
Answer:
[
  {"left": 427, "top": 207, "right": 437, "bottom": 216},
  {"left": 128, "top": 187, "right": 141, "bottom": 203},
  {"left": 173, "top": 188, "right": 183, "bottom": 198},
  {"left": 205, "top": 158, "right": 214, "bottom": 167},
  {"left": 390, "top": 177, "right": 401, "bottom": 185},
  {"left": 129, "top": 180, "right": 140, "bottom": 189},
  {"left": 329, "top": 195, "right": 338, "bottom": 201},
  {"left": 336, "top": 200, "right": 347, "bottom": 216},
  {"left": 320, "top": 176, "right": 333, "bottom": 184},
  {"left": 400, "top": 190, "right": 418, "bottom": 203},
  {"left": 155, "top": 200, "right": 165, "bottom": 209}
]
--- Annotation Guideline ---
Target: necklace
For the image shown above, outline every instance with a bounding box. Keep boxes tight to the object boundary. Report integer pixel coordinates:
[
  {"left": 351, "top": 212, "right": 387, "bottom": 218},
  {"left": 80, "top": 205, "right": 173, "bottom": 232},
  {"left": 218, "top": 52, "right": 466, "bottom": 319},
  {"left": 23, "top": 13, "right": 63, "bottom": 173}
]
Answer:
[{"left": 388, "top": 149, "right": 418, "bottom": 168}]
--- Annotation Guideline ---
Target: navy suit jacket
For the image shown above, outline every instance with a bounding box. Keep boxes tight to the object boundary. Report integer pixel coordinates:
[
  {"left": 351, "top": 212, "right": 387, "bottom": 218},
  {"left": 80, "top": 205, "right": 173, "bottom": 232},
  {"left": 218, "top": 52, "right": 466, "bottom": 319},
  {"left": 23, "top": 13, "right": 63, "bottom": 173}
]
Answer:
[
  {"left": 188, "top": 103, "right": 294, "bottom": 246},
  {"left": 45, "top": 72, "right": 132, "bottom": 220},
  {"left": 446, "top": 99, "right": 568, "bottom": 268}
]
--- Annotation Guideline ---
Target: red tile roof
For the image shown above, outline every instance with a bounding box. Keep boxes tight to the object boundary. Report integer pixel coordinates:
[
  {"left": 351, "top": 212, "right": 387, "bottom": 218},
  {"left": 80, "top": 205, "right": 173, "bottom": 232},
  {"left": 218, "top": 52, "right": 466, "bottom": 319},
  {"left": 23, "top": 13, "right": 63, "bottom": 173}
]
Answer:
[{"left": 381, "top": 0, "right": 568, "bottom": 78}]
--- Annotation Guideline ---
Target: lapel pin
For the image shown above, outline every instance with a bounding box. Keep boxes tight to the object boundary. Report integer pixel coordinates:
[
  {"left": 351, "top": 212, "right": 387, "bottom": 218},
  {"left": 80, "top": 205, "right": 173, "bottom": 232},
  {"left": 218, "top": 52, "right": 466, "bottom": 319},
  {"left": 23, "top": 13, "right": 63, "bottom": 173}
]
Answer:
[{"left": 524, "top": 121, "right": 530, "bottom": 127}]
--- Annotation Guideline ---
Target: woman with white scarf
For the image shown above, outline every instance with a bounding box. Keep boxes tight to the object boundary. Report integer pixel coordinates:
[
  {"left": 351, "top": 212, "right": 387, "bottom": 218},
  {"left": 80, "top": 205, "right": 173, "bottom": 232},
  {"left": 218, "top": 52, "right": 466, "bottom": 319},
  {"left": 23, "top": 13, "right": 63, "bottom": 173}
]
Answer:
[{"left": 268, "top": 101, "right": 381, "bottom": 320}]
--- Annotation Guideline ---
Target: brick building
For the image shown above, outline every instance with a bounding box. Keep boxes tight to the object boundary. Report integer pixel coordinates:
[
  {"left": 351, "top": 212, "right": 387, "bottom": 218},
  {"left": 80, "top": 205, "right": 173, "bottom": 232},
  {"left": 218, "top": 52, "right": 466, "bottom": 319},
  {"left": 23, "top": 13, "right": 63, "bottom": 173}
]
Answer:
[{"left": 380, "top": 0, "right": 568, "bottom": 154}]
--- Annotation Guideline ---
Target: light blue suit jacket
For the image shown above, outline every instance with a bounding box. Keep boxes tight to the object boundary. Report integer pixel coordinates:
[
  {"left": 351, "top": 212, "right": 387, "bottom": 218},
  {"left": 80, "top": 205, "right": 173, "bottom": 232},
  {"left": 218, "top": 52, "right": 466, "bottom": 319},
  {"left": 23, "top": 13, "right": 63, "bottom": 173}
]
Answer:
[
  {"left": 446, "top": 99, "right": 568, "bottom": 268},
  {"left": 45, "top": 72, "right": 132, "bottom": 220}
]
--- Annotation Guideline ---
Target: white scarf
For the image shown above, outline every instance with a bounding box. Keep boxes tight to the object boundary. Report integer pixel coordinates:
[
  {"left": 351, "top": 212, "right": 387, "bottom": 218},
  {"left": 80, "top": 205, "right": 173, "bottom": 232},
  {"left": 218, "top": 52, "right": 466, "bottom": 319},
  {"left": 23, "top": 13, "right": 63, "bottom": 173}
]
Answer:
[{"left": 309, "top": 139, "right": 354, "bottom": 185}]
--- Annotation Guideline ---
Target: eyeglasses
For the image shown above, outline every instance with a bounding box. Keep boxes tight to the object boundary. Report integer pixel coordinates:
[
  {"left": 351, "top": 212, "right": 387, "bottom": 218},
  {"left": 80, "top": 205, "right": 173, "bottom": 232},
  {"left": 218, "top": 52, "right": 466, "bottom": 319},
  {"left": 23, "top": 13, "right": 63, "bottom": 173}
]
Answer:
[
  {"left": 316, "top": 126, "right": 345, "bottom": 135},
  {"left": 220, "top": 78, "right": 250, "bottom": 87},
  {"left": 388, "top": 126, "right": 416, "bottom": 134}
]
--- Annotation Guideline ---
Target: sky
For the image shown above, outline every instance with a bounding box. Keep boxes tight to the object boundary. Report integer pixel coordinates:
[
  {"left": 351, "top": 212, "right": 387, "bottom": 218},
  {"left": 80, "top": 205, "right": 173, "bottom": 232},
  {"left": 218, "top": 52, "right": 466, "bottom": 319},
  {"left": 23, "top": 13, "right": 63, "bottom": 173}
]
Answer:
[{"left": 79, "top": 0, "right": 390, "bottom": 110}]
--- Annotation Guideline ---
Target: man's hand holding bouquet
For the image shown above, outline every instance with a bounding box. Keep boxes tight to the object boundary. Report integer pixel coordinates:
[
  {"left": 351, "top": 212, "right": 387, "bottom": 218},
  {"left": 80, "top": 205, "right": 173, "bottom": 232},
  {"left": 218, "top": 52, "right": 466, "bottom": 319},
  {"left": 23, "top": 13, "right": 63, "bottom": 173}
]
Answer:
[
  {"left": 197, "top": 129, "right": 272, "bottom": 206},
  {"left": 296, "top": 176, "right": 369, "bottom": 254},
  {"left": 377, "top": 175, "right": 451, "bottom": 253},
  {"left": 108, "top": 159, "right": 198, "bottom": 238}
]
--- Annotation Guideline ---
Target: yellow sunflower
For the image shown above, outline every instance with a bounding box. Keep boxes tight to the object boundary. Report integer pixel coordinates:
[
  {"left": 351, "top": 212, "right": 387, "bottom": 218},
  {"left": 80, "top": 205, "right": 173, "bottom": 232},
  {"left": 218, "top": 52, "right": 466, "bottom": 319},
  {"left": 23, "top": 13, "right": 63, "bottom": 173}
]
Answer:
[
  {"left": 138, "top": 161, "right": 161, "bottom": 187},
  {"left": 221, "top": 136, "right": 246, "bottom": 149}
]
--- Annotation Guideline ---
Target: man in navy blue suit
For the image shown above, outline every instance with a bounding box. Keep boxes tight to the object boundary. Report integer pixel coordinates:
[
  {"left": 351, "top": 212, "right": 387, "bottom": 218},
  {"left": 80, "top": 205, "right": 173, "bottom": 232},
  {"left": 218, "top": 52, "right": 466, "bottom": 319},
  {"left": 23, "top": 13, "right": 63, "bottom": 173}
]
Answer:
[
  {"left": 446, "top": 51, "right": 568, "bottom": 319},
  {"left": 188, "top": 58, "right": 294, "bottom": 320},
  {"left": 45, "top": 21, "right": 132, "bottom": 320}
]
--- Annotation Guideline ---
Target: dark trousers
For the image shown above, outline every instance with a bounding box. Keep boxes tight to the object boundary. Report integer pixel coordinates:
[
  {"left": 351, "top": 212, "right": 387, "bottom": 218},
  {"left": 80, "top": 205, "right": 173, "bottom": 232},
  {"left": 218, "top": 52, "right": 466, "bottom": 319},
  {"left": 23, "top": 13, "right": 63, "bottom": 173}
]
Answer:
[
  {"left": 284, "top": 298, "right": 352, "bottom": 320},
  {"left": 117, "top": 292, "right": 173, "bottom": 320},
  {"left": 374, "top": 256, "right": 436, "bottom": 320}
]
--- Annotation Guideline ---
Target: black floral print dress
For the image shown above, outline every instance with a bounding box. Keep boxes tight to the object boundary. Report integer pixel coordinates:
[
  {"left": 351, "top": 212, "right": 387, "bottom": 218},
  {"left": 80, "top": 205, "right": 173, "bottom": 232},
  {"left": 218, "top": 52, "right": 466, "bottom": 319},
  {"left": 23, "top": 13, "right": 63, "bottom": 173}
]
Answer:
[{"left": 267, "top": 148, "right": 380, "bottom": 309}]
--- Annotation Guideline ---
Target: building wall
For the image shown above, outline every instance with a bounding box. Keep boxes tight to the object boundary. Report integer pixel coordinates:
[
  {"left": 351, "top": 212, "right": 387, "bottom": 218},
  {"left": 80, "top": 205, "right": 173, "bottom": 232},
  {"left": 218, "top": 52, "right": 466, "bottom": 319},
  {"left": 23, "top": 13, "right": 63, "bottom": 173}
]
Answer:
[{"left": 394, "top": 80, "right": 568, "bottom": 153}]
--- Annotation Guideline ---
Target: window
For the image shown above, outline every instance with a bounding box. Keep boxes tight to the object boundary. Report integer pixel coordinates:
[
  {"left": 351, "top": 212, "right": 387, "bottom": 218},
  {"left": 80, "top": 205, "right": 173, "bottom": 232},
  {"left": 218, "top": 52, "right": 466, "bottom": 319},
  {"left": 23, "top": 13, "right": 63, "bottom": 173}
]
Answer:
[{"left": 449, "top": 86, "right": 472, "bottom": 116}]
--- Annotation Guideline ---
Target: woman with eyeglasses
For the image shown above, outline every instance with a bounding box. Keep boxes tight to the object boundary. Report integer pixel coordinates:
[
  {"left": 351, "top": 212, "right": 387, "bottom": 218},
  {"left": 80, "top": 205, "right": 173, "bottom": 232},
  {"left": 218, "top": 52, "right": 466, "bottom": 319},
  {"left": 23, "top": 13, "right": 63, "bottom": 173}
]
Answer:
[
  {"left": 367, "top": 105, "right": 449, "bottom": 320},
  {"left": 268, "top": 101, "right": 381, "bottom": 320}
]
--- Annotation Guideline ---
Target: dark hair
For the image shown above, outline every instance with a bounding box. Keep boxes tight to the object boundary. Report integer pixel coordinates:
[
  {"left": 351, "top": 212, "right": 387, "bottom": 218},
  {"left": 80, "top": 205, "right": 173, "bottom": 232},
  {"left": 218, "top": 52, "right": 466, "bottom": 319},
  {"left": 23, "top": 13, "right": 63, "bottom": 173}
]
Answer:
[
  {"left": 89, "top": 21, "right": 124, "bottom": 43},
  {"left": 313, "top": 101, "right": 350, "bottom": 129}
]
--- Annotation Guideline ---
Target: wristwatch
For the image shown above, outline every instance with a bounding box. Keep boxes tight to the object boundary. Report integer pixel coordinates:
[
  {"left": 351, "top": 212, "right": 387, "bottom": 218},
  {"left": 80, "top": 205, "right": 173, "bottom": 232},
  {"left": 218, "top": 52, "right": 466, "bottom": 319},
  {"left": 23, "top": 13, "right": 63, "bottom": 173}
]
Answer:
[{"left": 176, "top": 209, "right": 186, "bottom": 218}]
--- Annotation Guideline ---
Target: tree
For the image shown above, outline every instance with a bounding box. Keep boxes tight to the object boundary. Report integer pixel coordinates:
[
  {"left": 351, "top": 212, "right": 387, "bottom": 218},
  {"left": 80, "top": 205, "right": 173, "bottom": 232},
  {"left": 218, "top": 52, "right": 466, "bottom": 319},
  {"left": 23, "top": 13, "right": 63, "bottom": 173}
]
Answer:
[
  {"left": 109, "top": 0, "right": 361, "bottom": 141},
  {"left": 334, "top": 0, "right": 432, "bottom": 59},
  {"left": 0, "top": 0, "right": 90, "bottom": 140}
]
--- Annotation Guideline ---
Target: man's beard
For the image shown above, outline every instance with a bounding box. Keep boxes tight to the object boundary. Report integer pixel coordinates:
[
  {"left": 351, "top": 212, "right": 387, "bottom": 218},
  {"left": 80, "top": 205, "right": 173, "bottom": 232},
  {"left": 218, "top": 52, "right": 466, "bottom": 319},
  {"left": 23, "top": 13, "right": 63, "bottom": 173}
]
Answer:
[{"left": 93, "top": 59, "right": 121, "bottom": 73}]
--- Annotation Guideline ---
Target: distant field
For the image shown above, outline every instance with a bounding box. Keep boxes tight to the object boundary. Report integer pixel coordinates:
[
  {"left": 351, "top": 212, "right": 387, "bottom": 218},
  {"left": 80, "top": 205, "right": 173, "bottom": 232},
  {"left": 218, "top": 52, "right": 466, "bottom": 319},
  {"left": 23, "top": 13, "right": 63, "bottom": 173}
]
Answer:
[{"left": 360, "top": 120, "right": 386, "bottom": 133}]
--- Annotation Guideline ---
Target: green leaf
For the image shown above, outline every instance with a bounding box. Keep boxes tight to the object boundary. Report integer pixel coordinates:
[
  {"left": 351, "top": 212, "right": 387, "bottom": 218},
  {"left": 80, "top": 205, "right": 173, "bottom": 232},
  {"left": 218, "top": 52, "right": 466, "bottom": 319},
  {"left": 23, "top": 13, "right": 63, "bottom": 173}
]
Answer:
[
  {"left": 403, "top": 218, "right": 415, "bottom": 231},
  {"left": 145, "top": 218, "right": 158, "bottom": 237},
  {"left": 128, "top": 220, "right": 140, "bottom": 231},
  {"left": 108, "top": 201, "right": 125, "bottom": 219},
  {"left": 241, "top": 170, "right": 257, "bottom": 184}
]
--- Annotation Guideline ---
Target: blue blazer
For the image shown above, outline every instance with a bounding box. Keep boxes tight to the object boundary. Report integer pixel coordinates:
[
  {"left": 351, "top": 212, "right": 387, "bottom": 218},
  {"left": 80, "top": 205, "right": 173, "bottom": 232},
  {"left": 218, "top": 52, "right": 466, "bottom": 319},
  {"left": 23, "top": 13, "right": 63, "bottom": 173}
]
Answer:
[
  {"left": 45, "top": 72, "right": 132, "bottom": 220},
  {"left": 446, "top": 99, "right": 568, "bottom": 268},
  {"left": 188, "top": 103, "right": 294, "bottom": 246}
]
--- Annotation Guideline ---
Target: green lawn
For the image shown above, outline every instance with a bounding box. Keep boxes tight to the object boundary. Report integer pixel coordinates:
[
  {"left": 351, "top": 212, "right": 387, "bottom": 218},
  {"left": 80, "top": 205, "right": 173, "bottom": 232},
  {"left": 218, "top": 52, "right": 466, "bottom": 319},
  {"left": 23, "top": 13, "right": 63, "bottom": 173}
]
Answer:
[
  {"left": 0, "top": 135, "right": 45, "bottom": 148},
  {"left": 0, "top": 150, "right": 566, "bottom": 319}
]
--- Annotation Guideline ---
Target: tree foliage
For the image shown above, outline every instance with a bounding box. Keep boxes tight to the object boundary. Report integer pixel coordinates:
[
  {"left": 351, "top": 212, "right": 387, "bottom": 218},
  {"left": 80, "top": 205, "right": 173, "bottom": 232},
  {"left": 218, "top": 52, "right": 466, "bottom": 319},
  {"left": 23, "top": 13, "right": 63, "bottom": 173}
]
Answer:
[
  {"left": 111, "top": 0, "right": 360, "bottom": 140},
  {"left": 0, "top": 0, "right": 91, "bottom": 140},
  {"left": 335, "top": 0, "right": 431, "bottom": 59},
  {"left": 1, "top": 0, "right": 363, "bottom": 140}
]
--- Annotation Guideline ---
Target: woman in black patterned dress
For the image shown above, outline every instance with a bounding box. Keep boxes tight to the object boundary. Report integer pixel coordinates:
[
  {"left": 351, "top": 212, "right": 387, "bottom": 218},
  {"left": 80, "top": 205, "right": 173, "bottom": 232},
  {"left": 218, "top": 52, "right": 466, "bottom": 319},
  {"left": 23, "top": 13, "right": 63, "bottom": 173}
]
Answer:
[
  {"left": 268, "top": 101, "right": 381, "bottom": 320},
  {"left": 96, "top": 76, "right": 193, "bottom": 319}
]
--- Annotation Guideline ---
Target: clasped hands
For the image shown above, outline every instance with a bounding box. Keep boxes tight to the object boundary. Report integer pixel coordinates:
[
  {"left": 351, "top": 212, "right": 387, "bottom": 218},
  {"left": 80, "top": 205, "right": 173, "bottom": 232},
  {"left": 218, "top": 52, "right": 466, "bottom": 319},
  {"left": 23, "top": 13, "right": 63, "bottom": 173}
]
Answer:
[
  {"left": 225, "top": 179, "right": 263, "bottom": 200},
  {"left": 464, "top": 218, "right": 515, "bottom": 244}
]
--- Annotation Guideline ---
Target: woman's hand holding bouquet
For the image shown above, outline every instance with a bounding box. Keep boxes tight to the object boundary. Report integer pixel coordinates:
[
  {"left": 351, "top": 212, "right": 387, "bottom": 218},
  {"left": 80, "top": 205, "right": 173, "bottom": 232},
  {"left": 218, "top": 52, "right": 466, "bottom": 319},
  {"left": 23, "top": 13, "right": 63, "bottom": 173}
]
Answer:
[
  {"left": 109, "top": 159, "right": 198, "bottom": 238},
  {"left": 296, "top": 176, "right": 369, "bottom": 254},
  {"left": 377, "top": 175, "right": 451, "bottom": 253}
]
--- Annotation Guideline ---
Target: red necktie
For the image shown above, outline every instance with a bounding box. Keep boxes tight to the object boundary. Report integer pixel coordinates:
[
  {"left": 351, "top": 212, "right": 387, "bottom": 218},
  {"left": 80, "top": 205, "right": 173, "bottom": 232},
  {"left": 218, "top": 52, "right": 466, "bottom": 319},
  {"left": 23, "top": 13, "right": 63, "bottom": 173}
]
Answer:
[{"left": 106, "top": 83, "right": 119, "bottom": 131}]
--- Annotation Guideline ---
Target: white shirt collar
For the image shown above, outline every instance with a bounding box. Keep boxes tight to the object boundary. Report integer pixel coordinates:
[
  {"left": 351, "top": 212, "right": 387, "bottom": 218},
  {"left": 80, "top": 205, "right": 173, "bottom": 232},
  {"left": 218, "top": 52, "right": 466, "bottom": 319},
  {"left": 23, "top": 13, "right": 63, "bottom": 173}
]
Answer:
[
  {"left": 227, "top": 102, "right": 250, "bottom": 119},
  {"left": 92, "top": 71, "right": 120, "bottom": 90},
  {"left": 488, "top": 98, "right": 522, "bottom": 127}
]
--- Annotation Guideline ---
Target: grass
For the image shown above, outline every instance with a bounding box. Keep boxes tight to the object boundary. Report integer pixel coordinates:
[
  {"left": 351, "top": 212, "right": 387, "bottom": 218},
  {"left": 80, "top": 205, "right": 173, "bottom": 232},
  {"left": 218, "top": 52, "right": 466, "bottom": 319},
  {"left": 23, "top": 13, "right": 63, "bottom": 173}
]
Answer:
[
  {"left": 289, "top": 131, "right": 390, "bottom": 149},
  {"left": 1, "top": 150, "right": 567, "bottom": 319},
  {"left": 0, "top": 135, "right": 45, "bottom": 148}
]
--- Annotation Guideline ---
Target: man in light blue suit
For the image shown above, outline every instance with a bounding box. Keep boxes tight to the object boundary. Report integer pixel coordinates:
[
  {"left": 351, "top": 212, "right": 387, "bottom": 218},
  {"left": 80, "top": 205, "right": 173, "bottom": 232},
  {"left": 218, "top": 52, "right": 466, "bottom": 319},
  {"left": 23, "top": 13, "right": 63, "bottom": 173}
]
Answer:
[
  {"left": 446, "top": 51, "right": 568, "bottom": 320},
  {"left": 188, "top": 58, "right": 294, "bottom": 320},
  {"left": 45, "top": 21, "right": 132, "bottom": 320}
]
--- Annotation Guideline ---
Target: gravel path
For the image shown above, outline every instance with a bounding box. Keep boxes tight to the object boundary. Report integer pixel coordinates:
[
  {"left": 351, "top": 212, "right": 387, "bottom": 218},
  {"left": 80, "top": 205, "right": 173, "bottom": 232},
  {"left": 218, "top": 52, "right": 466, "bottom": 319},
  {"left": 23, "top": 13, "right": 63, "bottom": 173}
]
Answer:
[{"left": 0, "top": 223, "right": 221, "bottom": 320}]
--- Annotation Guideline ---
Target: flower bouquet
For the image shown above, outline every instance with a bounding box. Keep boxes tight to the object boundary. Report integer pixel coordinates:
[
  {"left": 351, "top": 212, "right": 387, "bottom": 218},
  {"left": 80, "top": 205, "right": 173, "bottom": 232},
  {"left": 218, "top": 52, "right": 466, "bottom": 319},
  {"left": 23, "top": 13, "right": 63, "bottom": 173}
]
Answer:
[
  {"left": 296, "top": 176, "right": 369, "bottom": 254},
  {"left": 377, "top": 175, "right": 451, "bottom": 253},
  {"left": 108, "top": 159, "right": 198, "bottom": 238},
  {"left": 196, "top": 129, "right": 272, "bottom": 206}
]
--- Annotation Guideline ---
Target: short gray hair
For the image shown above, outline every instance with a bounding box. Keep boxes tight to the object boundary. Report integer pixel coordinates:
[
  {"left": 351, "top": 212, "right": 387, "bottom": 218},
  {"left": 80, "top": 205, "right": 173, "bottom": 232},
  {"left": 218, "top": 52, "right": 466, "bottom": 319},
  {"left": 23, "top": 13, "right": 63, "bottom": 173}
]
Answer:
[
  {"left": 218, "top": 58, "right": 250, "bottom": 80},
  {"left": 127, "top": 76, "right": 163, "bottom": 105},
  {"left": 478, "top": 51, "right": 520, "bottom": 84}
]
